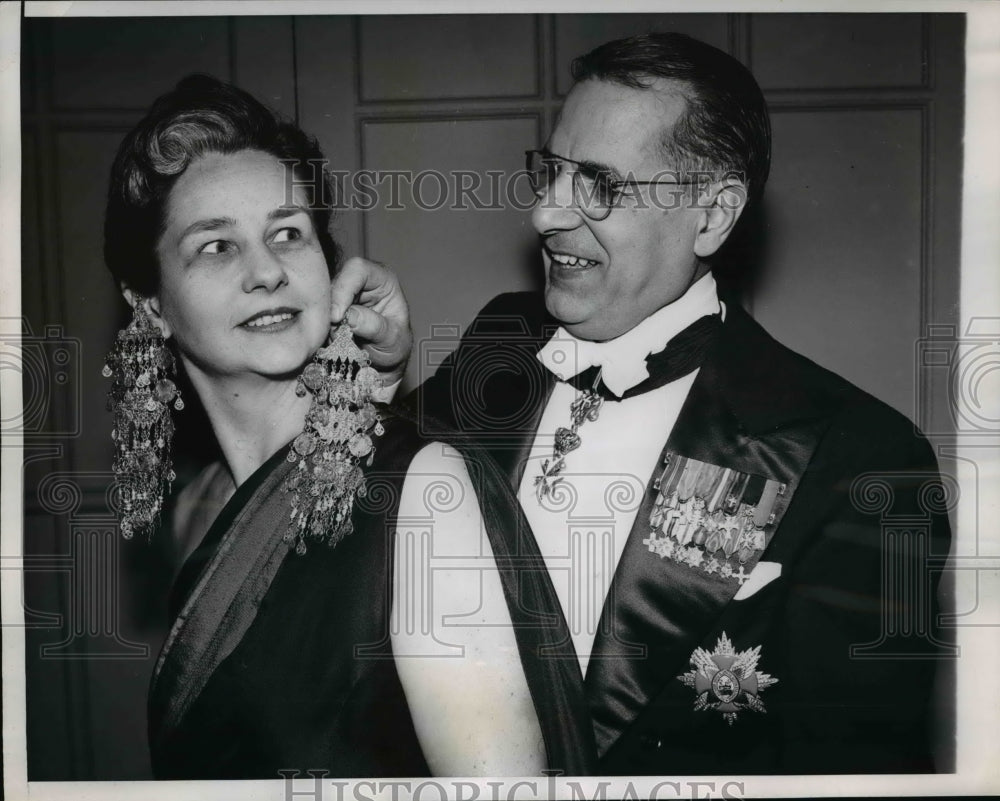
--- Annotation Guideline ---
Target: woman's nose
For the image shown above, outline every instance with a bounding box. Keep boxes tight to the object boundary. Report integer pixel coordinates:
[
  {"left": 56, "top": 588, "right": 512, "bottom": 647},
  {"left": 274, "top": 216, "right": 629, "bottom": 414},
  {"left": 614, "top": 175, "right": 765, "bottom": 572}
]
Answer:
[{"left": 242, "top": 245, "right": 289, "bottom": 293}]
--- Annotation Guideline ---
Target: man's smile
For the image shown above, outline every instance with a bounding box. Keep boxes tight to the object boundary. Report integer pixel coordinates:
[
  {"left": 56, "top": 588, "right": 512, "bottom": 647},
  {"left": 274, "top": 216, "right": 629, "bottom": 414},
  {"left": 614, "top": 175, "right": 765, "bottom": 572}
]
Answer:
[
  {"left": 544, "top": 243, "right": 601, "bottom": 277},
  {"left": 548, "top": 250, "right": 599, "bottom": 269}
]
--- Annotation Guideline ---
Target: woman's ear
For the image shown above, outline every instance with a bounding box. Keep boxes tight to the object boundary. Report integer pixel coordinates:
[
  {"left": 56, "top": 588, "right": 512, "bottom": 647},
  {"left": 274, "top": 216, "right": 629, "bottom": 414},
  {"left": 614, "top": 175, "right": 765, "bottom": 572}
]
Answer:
[
  {"left": 120, "top": 285, "right": 172, "bottom": 339},
  {"left": 692, "top": 177, "right": 748, "bottom": 259}
]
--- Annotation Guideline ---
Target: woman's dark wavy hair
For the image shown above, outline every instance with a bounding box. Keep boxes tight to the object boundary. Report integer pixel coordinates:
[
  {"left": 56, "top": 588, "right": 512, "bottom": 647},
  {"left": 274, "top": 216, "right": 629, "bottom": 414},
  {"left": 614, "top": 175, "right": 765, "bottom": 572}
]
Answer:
[
  {"left": 104, "top": 74, "right": 341, "bottom": 295},
  {"left": 572, "top": 32, "right": 771, "bottom": 206}
]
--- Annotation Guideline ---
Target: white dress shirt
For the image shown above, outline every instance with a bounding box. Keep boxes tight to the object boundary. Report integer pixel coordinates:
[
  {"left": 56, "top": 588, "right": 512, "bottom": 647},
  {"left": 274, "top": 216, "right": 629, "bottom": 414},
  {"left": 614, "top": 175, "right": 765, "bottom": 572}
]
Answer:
[{"left": 518, "top": 273, "right": 723, "bottom": 675}]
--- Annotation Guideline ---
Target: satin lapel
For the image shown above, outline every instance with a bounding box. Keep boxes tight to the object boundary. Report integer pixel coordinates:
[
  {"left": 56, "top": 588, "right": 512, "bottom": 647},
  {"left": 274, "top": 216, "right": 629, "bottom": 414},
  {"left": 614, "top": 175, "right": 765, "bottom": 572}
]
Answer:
[
  {"left": 149, "top": 452, "right": 296, "bottom": 749},
  {"left": 479, "top": 311, "right": 558, "bottom": 491},
  {"left": 506, "top": 366, "right": 556, "bottom": 489},
  {"left": 584, "top": 305, "right": 837, "bottom": 756}
]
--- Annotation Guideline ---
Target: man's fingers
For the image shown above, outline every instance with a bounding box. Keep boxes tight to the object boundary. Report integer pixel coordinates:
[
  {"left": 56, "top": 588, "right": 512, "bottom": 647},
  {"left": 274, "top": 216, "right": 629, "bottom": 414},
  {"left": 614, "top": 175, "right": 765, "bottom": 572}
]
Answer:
[
  {"left": 329, "top": 255, "right": 412, "bottom": 380},
  {"left": 344, "top": 304, "right": 389, "bottom": 345},
  {"left": 330, "top": 256, "right": 397, "bottom": 321},
  {"left": 346, "top": 303, "right": 412, "bottom": 376},
  {"left": 329, "top": 258, "right": 366, "bottom": 321}
]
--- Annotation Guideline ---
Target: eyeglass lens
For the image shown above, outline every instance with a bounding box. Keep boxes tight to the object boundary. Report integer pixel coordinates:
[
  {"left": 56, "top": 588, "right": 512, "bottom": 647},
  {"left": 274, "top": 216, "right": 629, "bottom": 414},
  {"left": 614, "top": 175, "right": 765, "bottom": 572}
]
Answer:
[{"left": 526, "top": 151, "right": 616, "bottom": 220}]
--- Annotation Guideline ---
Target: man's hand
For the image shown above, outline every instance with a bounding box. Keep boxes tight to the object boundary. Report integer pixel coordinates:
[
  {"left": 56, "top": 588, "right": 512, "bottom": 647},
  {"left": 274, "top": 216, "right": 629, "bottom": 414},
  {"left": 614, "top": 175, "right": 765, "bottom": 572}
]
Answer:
[{"left": 330, "top": 257, "right": 413, "bottom": 387}]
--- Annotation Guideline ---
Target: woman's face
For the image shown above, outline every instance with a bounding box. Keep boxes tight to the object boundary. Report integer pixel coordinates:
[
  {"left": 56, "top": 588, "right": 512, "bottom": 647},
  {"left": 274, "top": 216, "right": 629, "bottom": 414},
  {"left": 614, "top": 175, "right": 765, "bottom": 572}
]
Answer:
[{"left": 150, "top": 149, "right": 332, "bottom": 382}]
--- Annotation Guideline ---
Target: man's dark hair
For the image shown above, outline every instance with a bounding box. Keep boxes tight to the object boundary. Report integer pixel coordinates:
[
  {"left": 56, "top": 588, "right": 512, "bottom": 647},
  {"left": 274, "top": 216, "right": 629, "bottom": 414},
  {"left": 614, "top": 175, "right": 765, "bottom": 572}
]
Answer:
[
  {"left": 572, "top": 32, "right": 771, "bottom": 205},
  {"left": 104, "top": 73, "right": 341, "bottom": 296}
]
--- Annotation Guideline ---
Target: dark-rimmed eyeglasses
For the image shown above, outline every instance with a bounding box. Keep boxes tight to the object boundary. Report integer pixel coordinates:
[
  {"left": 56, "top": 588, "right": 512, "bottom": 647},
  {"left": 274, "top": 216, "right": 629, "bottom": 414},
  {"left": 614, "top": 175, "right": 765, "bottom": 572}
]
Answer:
[{"left": 524, "top": 149, "right": 702, "bottom": 221}]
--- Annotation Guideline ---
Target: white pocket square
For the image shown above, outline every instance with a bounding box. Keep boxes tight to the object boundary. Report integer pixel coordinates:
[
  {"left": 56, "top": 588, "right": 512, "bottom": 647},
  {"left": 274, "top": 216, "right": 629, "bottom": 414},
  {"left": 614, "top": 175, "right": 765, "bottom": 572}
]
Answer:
[{"left": 733, "top": 561, "right": 782, "bottom": 600}]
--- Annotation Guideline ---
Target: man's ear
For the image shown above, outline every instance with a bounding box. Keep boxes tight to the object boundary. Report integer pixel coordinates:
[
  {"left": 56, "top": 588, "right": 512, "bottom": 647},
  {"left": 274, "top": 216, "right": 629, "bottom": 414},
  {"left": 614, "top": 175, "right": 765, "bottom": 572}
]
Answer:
[
  {"left": 120, "top": 285, "right": 172, "bottom": 339},
  {"left": 693, "top": 177, "right": 748, "bottom": 259}
]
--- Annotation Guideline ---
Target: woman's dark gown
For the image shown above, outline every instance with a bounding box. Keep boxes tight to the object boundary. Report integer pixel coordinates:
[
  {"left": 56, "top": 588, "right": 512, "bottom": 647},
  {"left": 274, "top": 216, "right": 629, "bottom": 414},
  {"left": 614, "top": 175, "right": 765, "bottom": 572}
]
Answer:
[{"left": 148, "top": 411, "right": 595, "bottom": 778}]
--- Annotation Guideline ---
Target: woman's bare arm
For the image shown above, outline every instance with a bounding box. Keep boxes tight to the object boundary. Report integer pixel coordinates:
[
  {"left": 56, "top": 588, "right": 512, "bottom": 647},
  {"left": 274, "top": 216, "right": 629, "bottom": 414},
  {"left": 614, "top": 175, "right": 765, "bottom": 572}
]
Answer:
[{"left": 391, "top": 442, "right": 545, "bottom": 776}]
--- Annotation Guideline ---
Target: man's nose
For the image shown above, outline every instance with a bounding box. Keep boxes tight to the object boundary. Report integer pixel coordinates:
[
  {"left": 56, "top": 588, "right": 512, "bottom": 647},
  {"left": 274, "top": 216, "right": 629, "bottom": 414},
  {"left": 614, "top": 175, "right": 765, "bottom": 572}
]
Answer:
[
  {"left": 531, "top": 172, "right": 585, "bottom": 235},
  {"left": 242, "top": 244, "right": 289, "bottom": 293}
]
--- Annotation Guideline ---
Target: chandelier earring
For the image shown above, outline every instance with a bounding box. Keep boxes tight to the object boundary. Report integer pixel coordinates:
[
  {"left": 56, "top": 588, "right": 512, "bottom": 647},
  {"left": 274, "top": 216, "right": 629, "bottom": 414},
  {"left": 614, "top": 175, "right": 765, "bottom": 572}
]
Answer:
[
  {"left": 102, "top": 298, "right": 184, "bottom": 539},
  {"left": 283, "top": 322, "right": 385, "bottom": 555}
]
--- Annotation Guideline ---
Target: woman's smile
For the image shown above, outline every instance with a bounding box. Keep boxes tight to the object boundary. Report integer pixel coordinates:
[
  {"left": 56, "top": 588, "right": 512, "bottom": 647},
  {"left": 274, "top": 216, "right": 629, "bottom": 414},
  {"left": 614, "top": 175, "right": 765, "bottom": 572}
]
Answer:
[{"left": 239, "top": 307, "right": 301, "bottom": 332}]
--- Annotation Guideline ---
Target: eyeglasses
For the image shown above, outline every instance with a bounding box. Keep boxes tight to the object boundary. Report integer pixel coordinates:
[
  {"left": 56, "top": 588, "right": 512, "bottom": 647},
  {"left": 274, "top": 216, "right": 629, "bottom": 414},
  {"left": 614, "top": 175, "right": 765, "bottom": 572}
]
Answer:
[{"left": 524, "top": 149, "right": 701, "bottom": 221}]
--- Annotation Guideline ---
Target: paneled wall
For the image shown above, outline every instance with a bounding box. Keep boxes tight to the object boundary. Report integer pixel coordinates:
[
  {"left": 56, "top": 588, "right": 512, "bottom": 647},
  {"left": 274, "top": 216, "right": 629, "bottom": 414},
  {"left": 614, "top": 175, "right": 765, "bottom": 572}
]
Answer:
[{"left": 20, "top": 13, "right": 963, "bottom": 780}]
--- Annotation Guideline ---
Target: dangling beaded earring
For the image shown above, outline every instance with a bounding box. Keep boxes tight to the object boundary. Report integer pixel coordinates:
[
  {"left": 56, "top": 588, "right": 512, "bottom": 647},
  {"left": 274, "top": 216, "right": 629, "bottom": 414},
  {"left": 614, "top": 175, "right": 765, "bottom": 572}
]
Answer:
[
  {"left": 102, "top": 300, "right": 184, "bottom": 539},
  {"left": 283, "top": 322, "right": 385, "bottom": 555}
]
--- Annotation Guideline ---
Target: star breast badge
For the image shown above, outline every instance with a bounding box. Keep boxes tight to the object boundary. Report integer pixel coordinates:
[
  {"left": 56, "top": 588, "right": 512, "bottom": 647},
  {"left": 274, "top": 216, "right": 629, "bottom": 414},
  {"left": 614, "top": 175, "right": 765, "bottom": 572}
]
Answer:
[{"left": 677, "top": 633, "right": 778, "bottom": 725}]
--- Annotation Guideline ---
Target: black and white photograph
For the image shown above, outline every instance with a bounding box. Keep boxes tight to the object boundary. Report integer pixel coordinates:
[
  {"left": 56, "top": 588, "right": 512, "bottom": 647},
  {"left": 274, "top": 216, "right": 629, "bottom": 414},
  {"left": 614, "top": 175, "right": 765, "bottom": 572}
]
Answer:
[{"left": 2, "top": 1, "right": 998, "bottom": 799}]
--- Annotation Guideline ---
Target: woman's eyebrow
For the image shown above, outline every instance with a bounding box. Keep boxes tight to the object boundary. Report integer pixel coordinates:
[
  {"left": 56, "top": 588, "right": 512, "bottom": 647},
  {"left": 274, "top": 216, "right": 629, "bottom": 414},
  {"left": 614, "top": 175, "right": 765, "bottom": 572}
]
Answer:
[
  {"left": 269, "top": 205, "right": 309, "bottom": 221},
  {"left": 178, "top": 216, "right": 235, "bottom": 240},
  {"left": 177, "top": 206, "right": 308, "bottom": 241}
]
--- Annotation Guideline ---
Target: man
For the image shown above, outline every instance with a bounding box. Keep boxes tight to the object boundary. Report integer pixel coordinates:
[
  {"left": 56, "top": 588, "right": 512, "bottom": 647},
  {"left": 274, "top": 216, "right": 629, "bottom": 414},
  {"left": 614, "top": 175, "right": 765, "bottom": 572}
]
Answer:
[{"left": 335, "top": 33, "right": 950, "bottom": 774}]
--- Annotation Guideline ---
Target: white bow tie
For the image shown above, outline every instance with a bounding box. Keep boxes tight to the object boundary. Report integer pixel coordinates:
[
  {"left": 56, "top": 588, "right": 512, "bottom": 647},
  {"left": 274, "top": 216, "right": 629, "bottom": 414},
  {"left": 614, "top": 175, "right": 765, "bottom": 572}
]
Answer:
[
  {"left": 537, "top": 331, "right": 652, "bottom": 397},
  {"left": 535, "top": 275, "right": 724, "bottom": 398}
]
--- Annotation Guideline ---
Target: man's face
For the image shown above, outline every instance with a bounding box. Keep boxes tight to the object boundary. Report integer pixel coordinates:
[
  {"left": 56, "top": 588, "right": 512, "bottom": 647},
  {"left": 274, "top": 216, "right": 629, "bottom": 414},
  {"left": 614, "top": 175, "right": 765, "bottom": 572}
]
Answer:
[{"left": 532, "top": 77, "right": 709, "bottom": 342}]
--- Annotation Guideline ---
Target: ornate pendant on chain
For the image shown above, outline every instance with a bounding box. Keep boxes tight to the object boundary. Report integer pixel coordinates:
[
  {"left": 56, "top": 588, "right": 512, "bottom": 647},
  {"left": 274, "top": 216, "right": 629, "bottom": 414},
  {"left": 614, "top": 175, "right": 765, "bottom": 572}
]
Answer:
[{"left": 534, "top": 372, "right": 604, "bottom": 503}]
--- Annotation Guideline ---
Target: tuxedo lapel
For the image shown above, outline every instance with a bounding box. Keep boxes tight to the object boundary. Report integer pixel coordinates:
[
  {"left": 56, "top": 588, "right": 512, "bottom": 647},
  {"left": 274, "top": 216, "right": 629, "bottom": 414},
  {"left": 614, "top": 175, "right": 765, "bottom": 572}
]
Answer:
[
  {"left": 584, "top": 304, "right": 841, "bottom": 756},
  {"left": 489, "top": 362, "right": 556, "bottom": 489}
]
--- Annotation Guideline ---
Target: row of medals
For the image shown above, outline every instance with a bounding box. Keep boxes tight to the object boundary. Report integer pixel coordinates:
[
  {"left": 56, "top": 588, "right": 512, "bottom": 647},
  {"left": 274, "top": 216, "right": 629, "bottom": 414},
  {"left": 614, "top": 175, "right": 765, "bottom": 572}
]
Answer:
[{"left": 645, "top": 454, "right": 785, "bottom": 584}]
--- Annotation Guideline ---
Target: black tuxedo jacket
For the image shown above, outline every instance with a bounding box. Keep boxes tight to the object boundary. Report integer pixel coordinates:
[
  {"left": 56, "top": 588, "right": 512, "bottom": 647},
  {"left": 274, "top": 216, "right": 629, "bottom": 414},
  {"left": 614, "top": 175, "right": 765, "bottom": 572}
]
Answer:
[{"left": 408, "top": 291, "right": 952, "bottom": 774}]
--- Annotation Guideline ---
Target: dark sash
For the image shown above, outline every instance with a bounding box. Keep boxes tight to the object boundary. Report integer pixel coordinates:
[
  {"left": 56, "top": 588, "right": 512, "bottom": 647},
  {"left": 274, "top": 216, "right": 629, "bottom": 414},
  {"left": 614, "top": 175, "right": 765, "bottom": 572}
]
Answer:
[
  {"left": 444, "top": 431, "right": 598, "bottom": 774},
  {"left": 149, "top": 447, "right": 296, "bottom": 752},
  {"left": 149, "top": 421, "right": 597, "bottom": 775}
]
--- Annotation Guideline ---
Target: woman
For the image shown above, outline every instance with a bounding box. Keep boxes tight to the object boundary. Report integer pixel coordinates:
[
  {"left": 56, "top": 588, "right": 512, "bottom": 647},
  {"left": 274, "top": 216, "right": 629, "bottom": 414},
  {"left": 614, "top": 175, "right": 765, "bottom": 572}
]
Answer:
[{"left": 102, "top": 74, "right": 594, "bottom": 778}]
